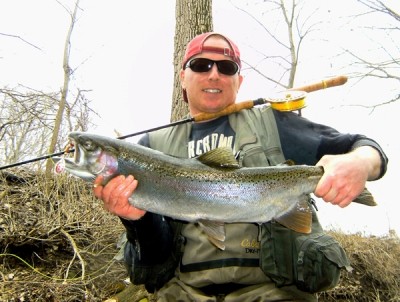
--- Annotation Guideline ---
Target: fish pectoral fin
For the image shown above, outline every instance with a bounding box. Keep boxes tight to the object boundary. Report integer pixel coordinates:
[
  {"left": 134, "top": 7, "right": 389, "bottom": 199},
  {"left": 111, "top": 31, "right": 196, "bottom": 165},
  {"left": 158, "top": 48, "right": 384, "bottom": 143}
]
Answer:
[
  {"left": 198, "top": 220, "right": 226, "bottom": 250},
  {"left": 274, "top": 196, "right": 312, "bottom": 234},
  {"left": 207, "top": 236, "right": 226, "bottom": 251},
  {"left": 198, "top": 220, "right": 226, "bottom": 241},
  {"left": 196, "top": 147, "right": 240, "bottom": 168},
  {"left": 352, "top": 188, "right": 377, "bottom": 206}
]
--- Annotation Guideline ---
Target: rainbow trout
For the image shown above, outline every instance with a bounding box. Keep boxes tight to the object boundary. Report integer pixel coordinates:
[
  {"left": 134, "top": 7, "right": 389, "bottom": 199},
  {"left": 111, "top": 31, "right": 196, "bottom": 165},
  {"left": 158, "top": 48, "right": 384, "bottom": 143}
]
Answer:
[{"left": 54, "top": 131, "right": 375, "bottom": 249}]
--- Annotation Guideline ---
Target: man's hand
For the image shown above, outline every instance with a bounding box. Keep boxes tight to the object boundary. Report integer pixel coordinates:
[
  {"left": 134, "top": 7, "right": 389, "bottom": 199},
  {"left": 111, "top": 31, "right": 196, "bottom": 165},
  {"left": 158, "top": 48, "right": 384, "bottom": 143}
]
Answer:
[
  {"left": 93, "top": 175, "right": 146, "bottom": 220},
  {"left": 315, "top": 146, "right": 381, "bottom": 208}
]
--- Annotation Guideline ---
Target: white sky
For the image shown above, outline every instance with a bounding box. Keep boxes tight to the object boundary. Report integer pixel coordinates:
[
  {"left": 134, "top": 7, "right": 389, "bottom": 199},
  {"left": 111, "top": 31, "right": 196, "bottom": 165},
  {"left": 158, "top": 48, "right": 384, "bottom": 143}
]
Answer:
[{"left": 1, "top": 0, "right": 399, "bottom": 236}]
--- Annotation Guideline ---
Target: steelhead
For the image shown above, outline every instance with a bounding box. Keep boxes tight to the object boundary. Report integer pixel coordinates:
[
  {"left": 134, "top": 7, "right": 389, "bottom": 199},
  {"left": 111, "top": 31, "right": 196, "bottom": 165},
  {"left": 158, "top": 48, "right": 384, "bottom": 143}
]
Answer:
[{"left": 54, "top": 131, "right": 376, "bottom": 249}]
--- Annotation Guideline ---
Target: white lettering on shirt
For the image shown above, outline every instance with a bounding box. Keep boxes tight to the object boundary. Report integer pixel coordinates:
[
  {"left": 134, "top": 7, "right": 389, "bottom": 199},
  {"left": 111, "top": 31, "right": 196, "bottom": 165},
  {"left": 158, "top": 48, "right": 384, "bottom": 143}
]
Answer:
[{"left": 188, "top": 133, "right": 234, "bottom": 158}]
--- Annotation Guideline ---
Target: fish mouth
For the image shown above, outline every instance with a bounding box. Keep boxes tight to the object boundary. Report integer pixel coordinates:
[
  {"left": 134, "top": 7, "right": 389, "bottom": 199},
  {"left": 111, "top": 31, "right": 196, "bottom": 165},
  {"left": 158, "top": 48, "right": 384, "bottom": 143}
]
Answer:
[
  {"left": 54, "top": 138, "right": 98, "bottom": 181},
  {"left": 64, "top": 137, "right": 86, "bottom": 168},
  {"left": 70, "top": 138, "right": 83, "bottom": 166},
  {"left": 68, "top": 133, "right": 95, "bottom": 166},
  {"left": 67, "top": 133, "right": 119, "bottom": 182},
  {"left": 69, "top": 137, "right": 105, "bottom": 174},
  {"left": 53, "top": 156, "right": 96, "bottom": 181}
]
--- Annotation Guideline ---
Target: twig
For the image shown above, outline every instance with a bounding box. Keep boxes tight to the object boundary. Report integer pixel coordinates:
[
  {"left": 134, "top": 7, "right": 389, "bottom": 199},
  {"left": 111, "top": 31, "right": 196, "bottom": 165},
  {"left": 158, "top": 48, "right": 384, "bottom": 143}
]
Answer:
[
  {"left": 61, "top": 229, "right": 85, "bottom": 281},
  {"left": 0, "top": 32, "right": 42, "bottom": 51}
]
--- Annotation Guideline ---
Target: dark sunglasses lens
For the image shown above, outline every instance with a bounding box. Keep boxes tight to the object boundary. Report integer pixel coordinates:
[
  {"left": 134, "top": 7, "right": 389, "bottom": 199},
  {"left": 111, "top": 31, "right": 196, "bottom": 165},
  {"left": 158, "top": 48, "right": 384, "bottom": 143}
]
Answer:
[
  {"left": 216, "top": 61, "right": 238, "bottom": 75},
  {"left": 188, "top": 59, "right": 238, "bottom": 75},
  {"left": 189, "top": 59, "right": 213, "bottom": 72}
]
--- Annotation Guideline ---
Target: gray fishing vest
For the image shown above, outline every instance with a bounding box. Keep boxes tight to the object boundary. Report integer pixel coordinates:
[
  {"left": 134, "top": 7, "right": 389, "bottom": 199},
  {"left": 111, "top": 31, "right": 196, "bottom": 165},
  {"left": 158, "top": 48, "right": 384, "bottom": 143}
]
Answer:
[{"left": 149, "top": 106, "right": 286, "bottom": 287}]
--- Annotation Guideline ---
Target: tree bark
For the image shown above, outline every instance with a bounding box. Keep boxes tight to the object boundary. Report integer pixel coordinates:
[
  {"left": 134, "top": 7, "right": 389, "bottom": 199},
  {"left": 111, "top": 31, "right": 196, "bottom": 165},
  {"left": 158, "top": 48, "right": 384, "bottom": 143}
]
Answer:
[{"left": 171, "top": 0, "right": 213, "bottom": 122}]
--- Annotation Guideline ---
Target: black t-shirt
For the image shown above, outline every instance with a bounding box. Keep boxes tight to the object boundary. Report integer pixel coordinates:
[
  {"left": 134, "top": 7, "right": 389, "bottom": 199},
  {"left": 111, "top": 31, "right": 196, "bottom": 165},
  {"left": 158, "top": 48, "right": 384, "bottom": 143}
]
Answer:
[{"left": 188, "top": 115, "right": 235, "bottom": 158}]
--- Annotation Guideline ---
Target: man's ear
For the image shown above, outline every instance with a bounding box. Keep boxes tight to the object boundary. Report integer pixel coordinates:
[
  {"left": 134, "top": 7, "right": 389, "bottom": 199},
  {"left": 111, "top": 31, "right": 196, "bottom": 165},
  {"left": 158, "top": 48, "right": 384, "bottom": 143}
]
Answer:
[
  {"left": 180, "top": 69, "right": 186, "bottom": 89},
  {"left": 237, "top": 74, "right": 244, "bottom": 90}
]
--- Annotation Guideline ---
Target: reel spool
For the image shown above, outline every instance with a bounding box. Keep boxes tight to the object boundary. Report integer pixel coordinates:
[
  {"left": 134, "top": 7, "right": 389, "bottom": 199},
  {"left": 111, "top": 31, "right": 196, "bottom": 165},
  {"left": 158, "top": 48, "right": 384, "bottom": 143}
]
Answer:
[{"left": 267, "top": 90, "right": 307, "bottom": 111}]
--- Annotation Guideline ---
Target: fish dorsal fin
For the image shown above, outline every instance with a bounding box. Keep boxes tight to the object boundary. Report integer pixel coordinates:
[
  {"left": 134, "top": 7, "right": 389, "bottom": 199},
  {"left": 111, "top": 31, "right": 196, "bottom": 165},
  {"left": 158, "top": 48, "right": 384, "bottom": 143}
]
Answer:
[
  {"left": 277, "top": 159, "right": 296, "bottom": 166},
  {"left": 196, "top": 147, "right": 239, "bottom": 168},
  {"left": 198, "top": 220, "right": 226, "bottom": 250},
  {"left": 274, "top": 195, "right": 313, "bottom": 234}
]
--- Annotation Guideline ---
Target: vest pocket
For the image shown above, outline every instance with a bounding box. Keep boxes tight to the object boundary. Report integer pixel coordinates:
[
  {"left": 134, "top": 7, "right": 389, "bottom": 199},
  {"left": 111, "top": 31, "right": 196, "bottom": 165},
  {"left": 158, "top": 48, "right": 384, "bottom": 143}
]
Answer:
[
  {"left": 259, "top": 219, "right": 351, "bottom": 293},
  {"left": 294, "top": 232, "right": 351, "bottom": 293},
  {"left": 259, "top": 220, "right": 294, "bottom": 287},
  {"left": 239, "top": 146, "right": 283, "bottom": 167}
]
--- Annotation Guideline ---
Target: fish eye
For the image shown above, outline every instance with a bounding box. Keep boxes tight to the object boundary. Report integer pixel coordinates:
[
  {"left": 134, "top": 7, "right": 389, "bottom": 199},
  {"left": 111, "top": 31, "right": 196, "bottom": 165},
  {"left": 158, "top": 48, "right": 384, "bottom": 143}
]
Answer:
[{"left": 83, "top": 140, "right": 95, "bottom": 151}]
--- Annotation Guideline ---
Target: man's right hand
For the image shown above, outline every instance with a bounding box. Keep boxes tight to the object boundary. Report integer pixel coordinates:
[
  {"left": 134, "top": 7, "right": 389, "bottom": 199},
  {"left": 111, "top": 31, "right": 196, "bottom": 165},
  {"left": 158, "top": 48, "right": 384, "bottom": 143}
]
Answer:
[{"left": 93, "top": 175, "right": 146, "bottom": 220}]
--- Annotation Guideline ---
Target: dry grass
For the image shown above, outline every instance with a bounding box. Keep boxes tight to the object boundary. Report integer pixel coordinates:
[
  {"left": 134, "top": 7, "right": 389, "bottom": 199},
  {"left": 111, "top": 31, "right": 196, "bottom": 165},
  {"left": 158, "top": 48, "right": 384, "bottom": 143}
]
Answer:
[
  {"left": 1, "top": 169, "right": 399, "bottom": 302},
  {"left": 318, "top": 231, "right": 400, "bottom": 302},
  {"left": 0, "top": 169, "right": 127, "bottom": 301}
]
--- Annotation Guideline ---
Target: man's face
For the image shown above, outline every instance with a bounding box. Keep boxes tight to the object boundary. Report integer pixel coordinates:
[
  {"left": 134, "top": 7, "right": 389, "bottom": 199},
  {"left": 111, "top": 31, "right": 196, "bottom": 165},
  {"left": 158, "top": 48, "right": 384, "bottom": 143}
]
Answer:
[{"left": 180, "top": 36, "right": 243, "bottom": 116}]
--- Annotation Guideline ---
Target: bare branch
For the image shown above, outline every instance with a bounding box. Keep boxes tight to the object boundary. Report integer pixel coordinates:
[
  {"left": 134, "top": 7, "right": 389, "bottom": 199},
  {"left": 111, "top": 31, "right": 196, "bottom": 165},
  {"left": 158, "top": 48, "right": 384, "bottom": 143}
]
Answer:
[
  {"left": 0, "top": 32, "right": 42, "bottom": 51},
  {"left": 345, "top": 93, "right": 400, "bottom": 114},
  {"left": 229, "top": 1, "right": 289, "bottom": 50},
  {"left": 356, "top": 0, "right": 400, "bottom": 22},
  {"left": 229, "top": 0, "right": 325, "bottom": 88}
]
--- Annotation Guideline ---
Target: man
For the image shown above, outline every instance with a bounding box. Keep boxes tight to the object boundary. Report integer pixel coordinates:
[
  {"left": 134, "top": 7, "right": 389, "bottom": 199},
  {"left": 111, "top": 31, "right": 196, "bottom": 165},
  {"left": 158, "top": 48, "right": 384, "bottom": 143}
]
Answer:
[{"left": 94, "top": 33, "right": 388, "bottom": 301}]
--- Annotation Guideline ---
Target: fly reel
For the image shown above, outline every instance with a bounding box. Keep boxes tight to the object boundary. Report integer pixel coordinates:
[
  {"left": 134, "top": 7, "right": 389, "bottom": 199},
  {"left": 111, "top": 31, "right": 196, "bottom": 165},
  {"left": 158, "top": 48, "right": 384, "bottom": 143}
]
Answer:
[
  {"left": 266, "top": 75, "right": 348, "bottom": 112},
  {"left": 267, "top": 90, "right": 307, "bottom": 112}
]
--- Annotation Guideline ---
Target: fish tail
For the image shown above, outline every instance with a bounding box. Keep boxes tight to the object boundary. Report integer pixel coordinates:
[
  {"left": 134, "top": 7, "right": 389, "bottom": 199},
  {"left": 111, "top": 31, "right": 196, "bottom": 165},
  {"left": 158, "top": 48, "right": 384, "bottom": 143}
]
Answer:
[{"left": 353, "top": 188, "right": 377, "bottom": 206}]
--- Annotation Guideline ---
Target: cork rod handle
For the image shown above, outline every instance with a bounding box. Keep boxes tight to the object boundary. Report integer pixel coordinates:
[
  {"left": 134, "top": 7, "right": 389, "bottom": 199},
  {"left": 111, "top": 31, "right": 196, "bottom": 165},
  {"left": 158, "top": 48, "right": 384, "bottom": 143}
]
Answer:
[{"left": 288, "top": 75, "right": 348, "bottom": 93}]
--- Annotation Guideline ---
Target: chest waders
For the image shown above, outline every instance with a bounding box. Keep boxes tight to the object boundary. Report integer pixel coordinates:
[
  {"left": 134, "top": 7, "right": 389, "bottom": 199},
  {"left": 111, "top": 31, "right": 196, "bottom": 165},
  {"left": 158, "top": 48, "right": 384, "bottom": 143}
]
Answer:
[{"left": 148, "top": 107, "right": 349, "bottom": 295}]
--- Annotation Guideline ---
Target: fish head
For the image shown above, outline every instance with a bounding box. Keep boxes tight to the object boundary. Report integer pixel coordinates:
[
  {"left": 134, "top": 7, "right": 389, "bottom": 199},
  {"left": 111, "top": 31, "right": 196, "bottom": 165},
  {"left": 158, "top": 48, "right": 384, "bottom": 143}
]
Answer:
[{"left": 54, "top": 132, "right": 119, "bottom": 184}]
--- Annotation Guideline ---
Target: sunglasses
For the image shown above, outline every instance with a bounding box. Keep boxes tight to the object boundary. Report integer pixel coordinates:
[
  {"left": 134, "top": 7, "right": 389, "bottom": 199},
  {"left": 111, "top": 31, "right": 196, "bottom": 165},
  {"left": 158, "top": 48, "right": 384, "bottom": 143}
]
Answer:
[{"left": 185, "top": 58, "right": 239, "bottom": 76}]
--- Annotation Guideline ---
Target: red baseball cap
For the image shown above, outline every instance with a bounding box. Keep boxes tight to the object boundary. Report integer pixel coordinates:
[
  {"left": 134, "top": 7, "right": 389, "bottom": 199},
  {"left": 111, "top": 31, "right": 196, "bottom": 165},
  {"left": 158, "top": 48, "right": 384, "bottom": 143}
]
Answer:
[{"left": 181, "top": 32, "right": 242, "bottom": 102}]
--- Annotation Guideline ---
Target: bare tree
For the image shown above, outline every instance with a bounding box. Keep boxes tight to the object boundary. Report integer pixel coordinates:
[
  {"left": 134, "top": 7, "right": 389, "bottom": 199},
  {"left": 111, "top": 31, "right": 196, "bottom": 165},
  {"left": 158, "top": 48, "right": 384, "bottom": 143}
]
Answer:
[
  {"left": 226, "top": 0, "right": 398, "bottom": 111},
  {"left": 0, "top": 88, "right": 58, "bottom": 168},
  {"left": 171, "top": 0, "right": 213, "bottom": 121},
  {"left": 347, "top": 0, "right": 400, "bottom": 107},
  {"left": 0, "top": 86, "right": 92, "bottom": 170},
  {"left": 0, "top": 0, "right": 96, "bottom": 172},
  {"left": 231, "top": 0, "right": 322, "bottom": 89},
  {"left": 44, "top": 0, "right": 80, "bottom": 177}
]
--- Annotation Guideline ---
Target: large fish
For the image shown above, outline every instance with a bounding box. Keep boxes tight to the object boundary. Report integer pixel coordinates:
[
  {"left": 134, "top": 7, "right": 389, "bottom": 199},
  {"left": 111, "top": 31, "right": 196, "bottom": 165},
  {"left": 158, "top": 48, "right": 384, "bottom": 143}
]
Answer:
[{"left": 54, "top": 131, "right": 376, "bottom": 249}]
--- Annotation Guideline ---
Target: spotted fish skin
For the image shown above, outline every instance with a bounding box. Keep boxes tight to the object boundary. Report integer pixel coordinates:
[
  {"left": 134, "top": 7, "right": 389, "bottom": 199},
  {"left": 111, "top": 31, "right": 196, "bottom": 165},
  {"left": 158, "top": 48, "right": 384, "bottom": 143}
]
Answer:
[{"left": 55, "top": 131, "right": 375, "bottom": 249}]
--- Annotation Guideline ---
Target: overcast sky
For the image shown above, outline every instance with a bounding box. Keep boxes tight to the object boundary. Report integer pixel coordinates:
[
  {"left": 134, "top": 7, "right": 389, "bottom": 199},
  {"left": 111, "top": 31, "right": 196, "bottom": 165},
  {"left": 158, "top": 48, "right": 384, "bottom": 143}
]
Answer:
[{"left": 1, "top": 0, "right": 399, "bottom": 236}]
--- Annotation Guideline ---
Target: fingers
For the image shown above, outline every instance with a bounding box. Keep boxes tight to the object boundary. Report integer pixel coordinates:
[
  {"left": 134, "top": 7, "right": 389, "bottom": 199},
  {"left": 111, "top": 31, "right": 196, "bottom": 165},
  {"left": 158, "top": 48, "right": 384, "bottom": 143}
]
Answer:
[
  {"left": 317, "top": 187, "right": 351, "bottom": 208},
  {"left": 93, "top": 175, "right": 146, "bottom": 220},
  {"left": 93, "top": 175, "right": 105, "bottom": 198},
  {"left": 315, "top": 153, "right": 368, "bottom": 208},
  {"left": 104, "top": 175, "right": 135, "bottom": 204},
  {"left": 315, "top": 175, "right": 359, "bottom": 208}
]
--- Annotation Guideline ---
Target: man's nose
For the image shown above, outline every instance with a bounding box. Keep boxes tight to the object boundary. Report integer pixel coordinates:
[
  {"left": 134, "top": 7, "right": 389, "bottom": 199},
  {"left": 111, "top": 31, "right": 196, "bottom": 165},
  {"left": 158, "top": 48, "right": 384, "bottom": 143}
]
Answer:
[{"left": 207, "top": 63, "right": 220, "bottom": 79}]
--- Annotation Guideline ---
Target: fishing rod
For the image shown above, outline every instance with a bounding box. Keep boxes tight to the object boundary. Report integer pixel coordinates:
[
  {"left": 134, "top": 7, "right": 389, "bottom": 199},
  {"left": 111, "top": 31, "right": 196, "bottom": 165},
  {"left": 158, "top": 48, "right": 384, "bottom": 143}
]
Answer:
[
  {"left": 121, "top": 75, "right": 347, "bottom": 138},
  {"left": 0, "top": 75, "right": 347, "bottom": 170}
]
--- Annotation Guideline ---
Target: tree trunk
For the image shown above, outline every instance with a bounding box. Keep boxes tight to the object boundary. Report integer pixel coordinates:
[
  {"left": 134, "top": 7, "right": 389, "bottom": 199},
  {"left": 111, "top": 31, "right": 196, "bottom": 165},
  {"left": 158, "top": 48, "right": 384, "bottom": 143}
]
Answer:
[
  {"left": 45, "top": 0, "right": 80, "bottom": 178},
  {"left": 171, "top": 0, "right": 213, "bottom": 122}
]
